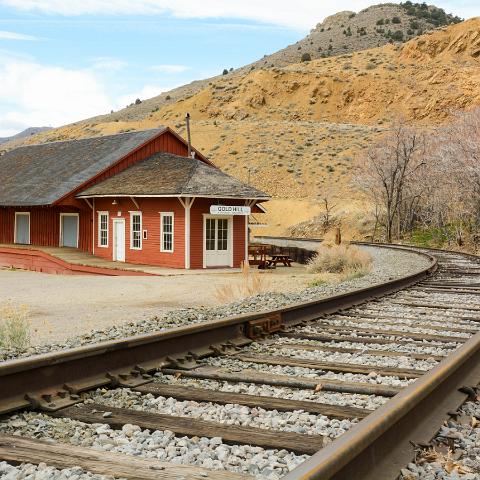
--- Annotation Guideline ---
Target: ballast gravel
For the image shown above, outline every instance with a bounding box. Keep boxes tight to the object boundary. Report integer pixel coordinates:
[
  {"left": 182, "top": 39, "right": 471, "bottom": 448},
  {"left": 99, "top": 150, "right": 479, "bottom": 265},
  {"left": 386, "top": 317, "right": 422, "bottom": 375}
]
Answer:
[
  {"left": 400, "top": 400, "right": 480, "bottom": 479},
  {"left": 243, "top": 344, "right": 437, "bottom": 371},
  {"left": 0, "top": 245, "right": 431, "bottom": 362},
  {"left": 87, "top": 388, "right": 358, "bottom": 438},
  {"left": 0, "top": 462, "right": 119, "bottom": 480},
  {"left": 154, "top": 373, "right": 389, "bottom": 410},
  {"left": 0, "top": 413, "right": 308, "bottom": 479},
  {"left": 201, "top": 356, "right": 415, "bottom": 387},
  {"left": 274, "top": 337, "right": 452, "bottom": 357}
]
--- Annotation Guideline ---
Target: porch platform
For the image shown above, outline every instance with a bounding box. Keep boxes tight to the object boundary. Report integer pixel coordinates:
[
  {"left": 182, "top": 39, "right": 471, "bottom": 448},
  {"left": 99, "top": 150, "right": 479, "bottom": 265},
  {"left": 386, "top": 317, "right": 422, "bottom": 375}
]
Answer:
[{"left": 0, "top": 244, "right": 240, "bottom": 276}]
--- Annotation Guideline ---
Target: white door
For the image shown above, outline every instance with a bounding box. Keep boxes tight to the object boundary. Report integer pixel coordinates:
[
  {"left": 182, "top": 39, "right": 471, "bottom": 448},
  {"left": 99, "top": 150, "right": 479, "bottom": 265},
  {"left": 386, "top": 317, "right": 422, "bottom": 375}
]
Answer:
[
  {"left": 14, "top": 213, "right": 30, "bottom": 244},
  {"left": 60, "top": 214, "right": 78, "bottom": 248},
  {"left": 204, "top": 216, "right": 232, "bottom": 267},
  {"left": 113, "top": 219, "right": 125, "bottom": 262}
]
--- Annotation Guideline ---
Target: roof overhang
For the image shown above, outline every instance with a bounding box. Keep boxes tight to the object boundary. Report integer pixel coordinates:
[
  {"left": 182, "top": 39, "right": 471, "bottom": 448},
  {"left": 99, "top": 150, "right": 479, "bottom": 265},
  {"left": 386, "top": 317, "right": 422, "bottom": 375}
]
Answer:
[{"left": 76, "top": 193, "right": 270, "bottom": 201}]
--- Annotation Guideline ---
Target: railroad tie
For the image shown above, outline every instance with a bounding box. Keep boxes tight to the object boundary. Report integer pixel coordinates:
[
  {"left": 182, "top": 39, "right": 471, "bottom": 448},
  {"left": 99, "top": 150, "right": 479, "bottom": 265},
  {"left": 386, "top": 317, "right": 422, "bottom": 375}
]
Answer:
[{"left": 51, "top": 404, "right": 324, "bottom": 455}]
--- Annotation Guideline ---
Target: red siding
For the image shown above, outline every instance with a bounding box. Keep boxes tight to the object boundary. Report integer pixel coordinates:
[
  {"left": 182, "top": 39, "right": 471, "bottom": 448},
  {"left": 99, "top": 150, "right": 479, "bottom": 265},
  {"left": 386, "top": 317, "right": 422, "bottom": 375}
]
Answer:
[
  {"left": 93, "top": 197, "right": 185, "bottom": 268},
  {"left": 0, "top": 206, "right": 92, "bottom": 252}
]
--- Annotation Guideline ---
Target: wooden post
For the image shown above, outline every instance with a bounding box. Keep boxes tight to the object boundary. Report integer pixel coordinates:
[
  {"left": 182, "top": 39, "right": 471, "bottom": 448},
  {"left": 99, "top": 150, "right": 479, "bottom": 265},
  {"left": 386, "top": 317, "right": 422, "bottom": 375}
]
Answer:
[{"left": 335, "top": 227, "right": 342, "bottom": 245}]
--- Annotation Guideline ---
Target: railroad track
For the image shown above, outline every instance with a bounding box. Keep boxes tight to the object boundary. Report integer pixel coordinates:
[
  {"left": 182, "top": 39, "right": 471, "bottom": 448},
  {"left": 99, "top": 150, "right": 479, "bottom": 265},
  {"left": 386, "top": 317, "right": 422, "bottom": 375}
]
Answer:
[{"left": 0, "top": 243, "right": 479, "bottom": 480}]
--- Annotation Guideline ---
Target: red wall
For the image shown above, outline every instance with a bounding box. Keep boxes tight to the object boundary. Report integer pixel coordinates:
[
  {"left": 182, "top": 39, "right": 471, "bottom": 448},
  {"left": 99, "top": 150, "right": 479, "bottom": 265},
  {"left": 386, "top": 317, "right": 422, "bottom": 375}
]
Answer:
[
  {"left": 0, "top": 206, "right": 93, "bottom": 252},
  {"left": 93, "top": 197, "right": 185, "bottom": 268}
]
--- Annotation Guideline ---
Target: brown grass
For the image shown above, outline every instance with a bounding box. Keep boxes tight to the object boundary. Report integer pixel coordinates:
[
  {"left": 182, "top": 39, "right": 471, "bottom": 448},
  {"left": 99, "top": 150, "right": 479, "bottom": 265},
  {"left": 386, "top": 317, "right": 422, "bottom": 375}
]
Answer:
[
  {"left": 214, "top": 261, "right": 270, "bottom": 303},
  {"left": 307, "top": 244, "right": 373, "bottom": 277},
  {"left": 0, "top": 301, "right": 30, "bottom": 350}
]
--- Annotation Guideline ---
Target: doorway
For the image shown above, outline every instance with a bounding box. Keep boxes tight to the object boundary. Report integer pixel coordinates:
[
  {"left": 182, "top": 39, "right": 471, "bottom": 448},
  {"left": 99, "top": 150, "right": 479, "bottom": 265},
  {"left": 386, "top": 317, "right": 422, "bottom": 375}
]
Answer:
[
  {"left": 113, "top": 219, "right": 126, "bottom": 262},
  {"left": 60, "top": 213, "right": 79, "bottom": 248},
  {"left": 204, "top": 216, "right": 232, "bottom": 267},
  {"left": 14, "top": 212, "right": 30, "bottom": 245}
]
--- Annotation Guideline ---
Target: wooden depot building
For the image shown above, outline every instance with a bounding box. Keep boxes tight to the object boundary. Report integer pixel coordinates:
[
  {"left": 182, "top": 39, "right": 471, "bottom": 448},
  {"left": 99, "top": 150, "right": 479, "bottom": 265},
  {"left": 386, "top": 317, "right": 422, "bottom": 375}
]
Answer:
[{"left": 0, "top": 128, "right": 269, "bottom": 269}]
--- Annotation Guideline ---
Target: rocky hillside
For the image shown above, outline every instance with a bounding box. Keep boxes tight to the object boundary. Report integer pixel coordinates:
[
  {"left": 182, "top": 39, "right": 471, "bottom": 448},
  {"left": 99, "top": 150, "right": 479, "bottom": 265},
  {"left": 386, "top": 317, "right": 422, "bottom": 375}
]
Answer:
[
  {"left": 247, "top": 2, "right": 462, "bottom": 69},
  {"left": 3, "top": 16, "right": 478, "bottom": 239}
]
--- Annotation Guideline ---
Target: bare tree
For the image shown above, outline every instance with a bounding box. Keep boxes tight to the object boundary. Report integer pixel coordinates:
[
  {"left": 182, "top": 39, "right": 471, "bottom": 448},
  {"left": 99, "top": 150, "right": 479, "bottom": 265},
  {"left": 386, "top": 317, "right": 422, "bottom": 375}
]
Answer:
[{"left": 356, "top": 121, "right": 427, "bottom": 242}]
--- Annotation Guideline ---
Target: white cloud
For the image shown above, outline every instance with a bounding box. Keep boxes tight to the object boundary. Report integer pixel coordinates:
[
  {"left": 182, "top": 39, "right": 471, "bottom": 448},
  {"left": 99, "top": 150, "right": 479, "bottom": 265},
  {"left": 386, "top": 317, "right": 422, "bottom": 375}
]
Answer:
[
  {"left": 1, "top": 0, "right": 476, "bottom": 29},
  {"left": 0, "top": 30, "right": 38, "bottom": 41},
  {"left": 90, "top": 57, "right": 128, "bottom": 71},
  {"left": 150, "top": 64, "right": 189, "bottom": 74},
  {"left": 0, "top": 58, "right": 114, "bottom": 136}
]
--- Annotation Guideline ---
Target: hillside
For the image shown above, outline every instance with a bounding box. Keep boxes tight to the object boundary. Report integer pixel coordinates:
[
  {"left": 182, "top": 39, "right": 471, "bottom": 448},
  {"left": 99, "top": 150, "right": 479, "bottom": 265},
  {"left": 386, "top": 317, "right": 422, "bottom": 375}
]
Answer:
[
  {"left": 0, "top": 127, "right": 52, "bottom": 146},
  {"left": 3, "top": 17, "right": 479, "bottom": 239}
]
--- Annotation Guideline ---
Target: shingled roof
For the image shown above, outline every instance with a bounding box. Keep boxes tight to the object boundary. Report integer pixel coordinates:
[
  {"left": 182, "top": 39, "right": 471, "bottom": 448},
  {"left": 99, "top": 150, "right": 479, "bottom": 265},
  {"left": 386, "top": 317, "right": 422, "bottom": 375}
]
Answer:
[
  {"left": 77, "top": 152, "right": 269, "bottom": 200},
  {"left": 0, "top": 128, "right": 166, "bottom": 206}
]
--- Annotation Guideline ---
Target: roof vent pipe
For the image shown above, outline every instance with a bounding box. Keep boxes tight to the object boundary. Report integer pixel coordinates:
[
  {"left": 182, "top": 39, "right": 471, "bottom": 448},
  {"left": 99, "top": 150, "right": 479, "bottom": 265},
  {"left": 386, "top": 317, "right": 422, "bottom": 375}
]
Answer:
[{"left": 185, "top": 112, "right": 192, "bottom": 158}]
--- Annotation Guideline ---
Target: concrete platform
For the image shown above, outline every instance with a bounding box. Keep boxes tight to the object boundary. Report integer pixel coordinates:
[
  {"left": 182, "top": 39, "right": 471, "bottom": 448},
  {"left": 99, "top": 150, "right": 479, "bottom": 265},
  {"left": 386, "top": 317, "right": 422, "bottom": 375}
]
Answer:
[{"left": 0, "top": 244, "right": 240, "bottom": 276}]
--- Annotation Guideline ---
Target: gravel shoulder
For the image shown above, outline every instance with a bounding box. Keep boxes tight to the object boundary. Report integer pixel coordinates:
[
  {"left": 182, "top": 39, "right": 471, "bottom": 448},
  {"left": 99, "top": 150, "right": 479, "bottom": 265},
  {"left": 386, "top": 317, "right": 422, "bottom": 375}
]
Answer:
[{"left": 0, "top": 245, "right": 432, "bottom": 361}]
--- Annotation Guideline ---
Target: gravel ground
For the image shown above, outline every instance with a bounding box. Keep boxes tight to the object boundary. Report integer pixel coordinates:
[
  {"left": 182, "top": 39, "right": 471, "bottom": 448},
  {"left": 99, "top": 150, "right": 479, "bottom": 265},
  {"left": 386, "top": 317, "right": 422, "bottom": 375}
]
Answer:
[
  {"left": 154, "top": 372, "right": 389, "bottom": 410},
  {"left": 0, "top": 463, "right": 117, "bottom": 480},
  {"left": 400, "top": 400, "right": 480, "bottom": 480},
  {"left": 86, "top": 388, "right": 358, "bottom": 438},
  {"left": 201, "top": 356, "right": 415, "bottom": 387},
  {"left": 274, "top": 337, "right": 452, "bottom": 357},
  {"left": 0, "top": 245, "right": 431, "bottom": 362},
  {"left": 243, "top": 344, "right": 437, "bottom": 371},
  {"left": 0, "top": 413, "right": 308, "bottom": 479}
]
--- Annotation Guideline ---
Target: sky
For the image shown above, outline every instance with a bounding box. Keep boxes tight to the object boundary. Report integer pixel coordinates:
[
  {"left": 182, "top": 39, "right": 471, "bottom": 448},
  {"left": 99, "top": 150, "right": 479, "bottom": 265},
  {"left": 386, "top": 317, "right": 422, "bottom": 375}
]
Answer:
[{"left": 0, "top": 1, "right": 477, "bottom": 137}]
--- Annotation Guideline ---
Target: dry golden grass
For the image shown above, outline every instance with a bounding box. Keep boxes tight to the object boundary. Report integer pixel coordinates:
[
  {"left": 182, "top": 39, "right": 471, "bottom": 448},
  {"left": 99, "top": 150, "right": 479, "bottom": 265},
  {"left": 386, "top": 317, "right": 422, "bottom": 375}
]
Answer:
[
  {"left": 307, "top": 244, "right": 373, "bottom": 277},
  {"left": 0, "top": 301, "right": 30, "bottom": 350},
  {"left": 214, "top": 261, "right": 270, "bottom": 303}
]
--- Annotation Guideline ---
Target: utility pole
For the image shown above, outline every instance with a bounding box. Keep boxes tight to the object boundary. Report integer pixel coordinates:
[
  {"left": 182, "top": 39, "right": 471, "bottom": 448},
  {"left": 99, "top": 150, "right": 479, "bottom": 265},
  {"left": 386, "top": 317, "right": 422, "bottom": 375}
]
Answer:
[{"left": 185, "top": 112, "right": 192, "bottom": 157}]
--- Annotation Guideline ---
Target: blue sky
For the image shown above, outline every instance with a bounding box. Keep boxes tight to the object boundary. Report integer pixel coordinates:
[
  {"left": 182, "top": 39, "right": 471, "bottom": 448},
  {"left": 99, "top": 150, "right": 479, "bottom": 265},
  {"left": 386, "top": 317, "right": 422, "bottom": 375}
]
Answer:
[{"left": 0, "top": 0, "right": 477, "bottom": 137}]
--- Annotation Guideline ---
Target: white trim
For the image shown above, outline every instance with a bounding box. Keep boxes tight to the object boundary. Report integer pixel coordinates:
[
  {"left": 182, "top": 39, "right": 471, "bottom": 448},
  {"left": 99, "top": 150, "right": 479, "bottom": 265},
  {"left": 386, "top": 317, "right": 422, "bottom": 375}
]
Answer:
[
  {"left": 92, "top": 198, "right": 95, "bottom": 255},
  {"left": 178, "top": 197, "right": 195, "bottom": 269},
  {"left": 78, "top": 194, "right": 270, "bottom": 201},
  {"left": 59, "top": 213, "right": 79, "bottom": 248},
  {"left": 97, "top": 211, "right": 109, "bottom": 248},
  {"left": 14, "top": 212, "right": 30, "bottom": 245},
  {"left": 112, "top": 218, "right": 126, "bottom": 262},
  {"left": 129, "top": 211, "right": 142, "bottom": 250},
  {"left": 202, "top": 214, "right": 233, "bottom": 268},
  {"left": 160, "top": 212, "right": 174, "bottom": 253}
]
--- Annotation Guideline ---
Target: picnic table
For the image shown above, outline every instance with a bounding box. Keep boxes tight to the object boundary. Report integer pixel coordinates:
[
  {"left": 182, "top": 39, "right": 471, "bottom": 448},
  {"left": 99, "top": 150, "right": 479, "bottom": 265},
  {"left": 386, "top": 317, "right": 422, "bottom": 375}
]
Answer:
[{"left": 266, "top": 254, "right": 292, "bottom": 268}]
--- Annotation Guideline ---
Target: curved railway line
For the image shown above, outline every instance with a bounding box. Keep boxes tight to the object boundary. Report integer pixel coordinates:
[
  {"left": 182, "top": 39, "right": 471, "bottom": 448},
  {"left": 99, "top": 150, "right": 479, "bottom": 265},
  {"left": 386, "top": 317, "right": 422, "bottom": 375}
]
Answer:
[{"left": 0, "top": 243, "right": 479, "bottom": 479}]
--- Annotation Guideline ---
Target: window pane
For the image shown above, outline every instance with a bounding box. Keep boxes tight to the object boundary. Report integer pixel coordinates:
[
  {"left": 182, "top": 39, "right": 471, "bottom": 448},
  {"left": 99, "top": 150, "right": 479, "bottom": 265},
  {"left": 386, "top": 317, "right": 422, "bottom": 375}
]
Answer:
[
  {"left": 99, "top": 214, "right": 108, "bottom": 246},
  {"left": 162, "top": 214, "right": 173, "bottom": 252},
  {"left": 206, "top": 218, "right": 215, "bottom": 251},
  {"left": 217, "top": 219, "right": 228, "bottom": 250},
  {"left": 132, "top": 214, "right": 141, "bottom": 248}
]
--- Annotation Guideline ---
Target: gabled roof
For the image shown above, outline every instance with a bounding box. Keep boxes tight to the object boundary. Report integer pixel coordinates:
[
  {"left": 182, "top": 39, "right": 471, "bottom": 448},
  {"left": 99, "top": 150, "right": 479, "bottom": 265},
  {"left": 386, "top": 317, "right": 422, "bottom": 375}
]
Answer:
[
  {"left": 0, "top": 128, "right": 166, "bottom": 206},
  {"left": 77, "top": 152, "right": 269, "bottom": 200}
]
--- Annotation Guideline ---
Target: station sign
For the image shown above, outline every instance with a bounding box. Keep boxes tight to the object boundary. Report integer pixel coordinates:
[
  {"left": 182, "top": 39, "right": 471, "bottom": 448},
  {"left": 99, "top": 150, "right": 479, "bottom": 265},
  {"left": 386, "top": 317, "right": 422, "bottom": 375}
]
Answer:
[{"left": 210, "top": 205, "right": 251, "bottom": 215}]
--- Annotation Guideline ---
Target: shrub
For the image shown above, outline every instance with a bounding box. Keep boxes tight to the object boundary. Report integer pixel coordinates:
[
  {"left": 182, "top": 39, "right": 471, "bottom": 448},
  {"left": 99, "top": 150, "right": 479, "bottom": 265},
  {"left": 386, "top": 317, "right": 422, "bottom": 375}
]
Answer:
[
  {"left": 307, "top": 244, "right": 373, "bottom": 275},
  {"left": 135, "top": 98, "right": 141, "bottom": 105},
  {"left": 301, "top": 53, "right": 312, "bottom": 62},
  {"left": 214, "top": 262, "right": 270, "bottom": 302},
  {"left": 392, "top": 16, "right": 401, "bottom": 24},
  {"left": 0, "top": 302, "right": 30, "bottom": 350},
  {"left": 222, "top": 69, "right": 228, "bottom": 75},
  {"left": 391, "top": 30, "right": 404, "bottom": 41},
  {"left": 376, "top": 18, "right": 385, "bottom": 25}
]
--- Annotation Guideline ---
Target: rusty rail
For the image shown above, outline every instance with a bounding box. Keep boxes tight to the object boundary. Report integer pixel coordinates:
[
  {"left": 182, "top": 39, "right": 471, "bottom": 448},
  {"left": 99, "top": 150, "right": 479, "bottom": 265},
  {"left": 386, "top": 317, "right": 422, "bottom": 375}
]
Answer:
[
  {"left": 283, "top": 330, "right": 480, "bottom": 480},
  {"left": 0, "top": 244, "right": 436, "bottom": 415}
]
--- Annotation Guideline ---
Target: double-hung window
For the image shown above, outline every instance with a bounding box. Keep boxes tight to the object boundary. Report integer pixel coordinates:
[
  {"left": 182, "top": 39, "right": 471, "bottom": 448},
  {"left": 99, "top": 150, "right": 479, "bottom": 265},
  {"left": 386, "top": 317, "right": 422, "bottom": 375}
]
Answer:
[
  {"left": 98, "top": 212, "right": 109, "bottom": 247},
  {"left": 160, "top": 213, "right": 174, "bottom": 252},
  {"left": 130, "top": 212, "right": 142, "bottom": 250}
]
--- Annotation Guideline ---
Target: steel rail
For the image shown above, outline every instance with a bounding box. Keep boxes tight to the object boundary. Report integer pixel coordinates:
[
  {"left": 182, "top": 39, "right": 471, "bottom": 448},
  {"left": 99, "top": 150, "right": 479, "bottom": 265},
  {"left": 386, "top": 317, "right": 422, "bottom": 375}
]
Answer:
[
  {"left": 282, "top": 330, "right": 480, "bottom": 480},
  {"left": 0, "top": 244, "right": 436, "bottom": 415}
]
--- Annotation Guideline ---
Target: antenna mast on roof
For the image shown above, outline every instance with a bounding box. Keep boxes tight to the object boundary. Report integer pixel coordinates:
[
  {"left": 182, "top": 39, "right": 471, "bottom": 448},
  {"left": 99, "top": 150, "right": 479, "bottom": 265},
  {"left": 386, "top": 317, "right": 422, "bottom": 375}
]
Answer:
[{"left": 185, "top": 112, "right": 192, "bottom": 158}]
